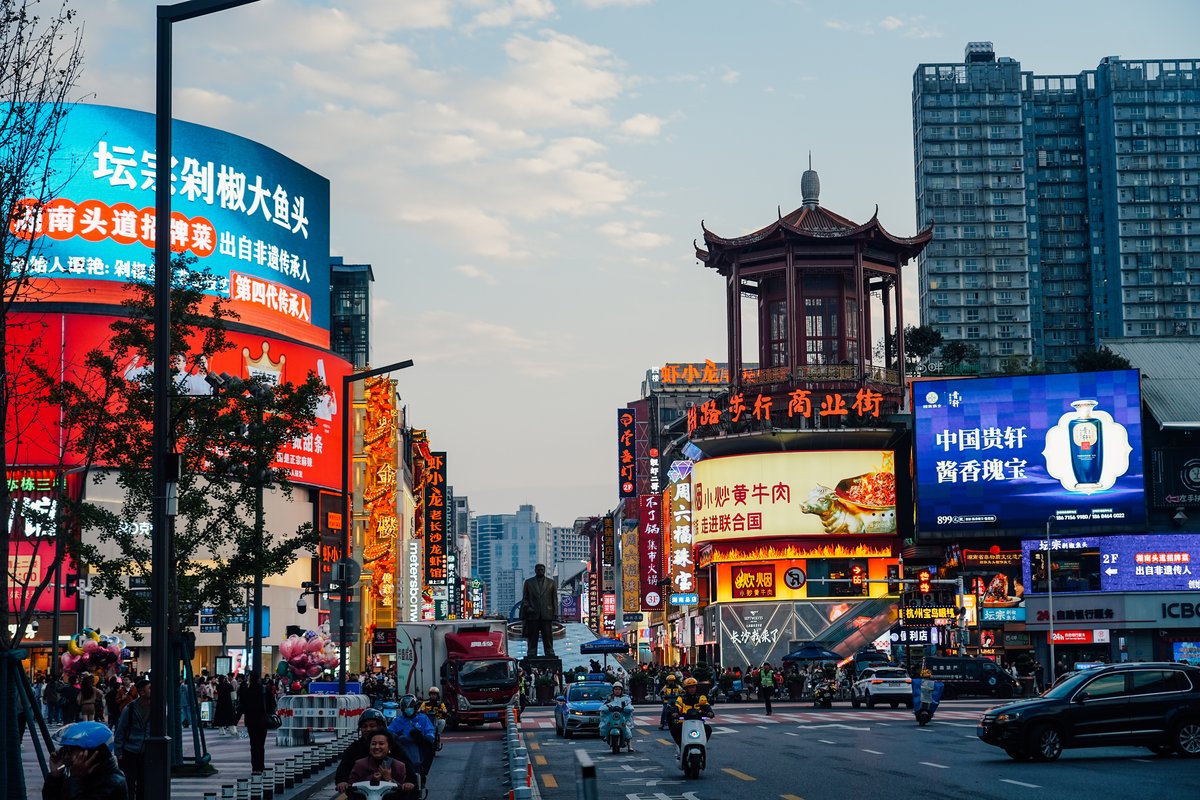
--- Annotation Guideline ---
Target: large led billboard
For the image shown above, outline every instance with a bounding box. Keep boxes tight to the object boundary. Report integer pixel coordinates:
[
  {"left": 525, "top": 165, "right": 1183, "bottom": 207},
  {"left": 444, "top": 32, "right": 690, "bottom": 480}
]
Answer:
[
  {"left": 692, "top": 451, "right": 897, "bottom": 542},
  {"left": 1021, "top": 533, "right": 1200, "bottom": 594},
  {"left": 914, "top": 370, "right": 1145, "bottom": 535},
  {"left": 9, "top": 104, "right": 331, "bottom": 346},
  {"left": 6, "top": 312, "right": 349, "bottom": 489}
]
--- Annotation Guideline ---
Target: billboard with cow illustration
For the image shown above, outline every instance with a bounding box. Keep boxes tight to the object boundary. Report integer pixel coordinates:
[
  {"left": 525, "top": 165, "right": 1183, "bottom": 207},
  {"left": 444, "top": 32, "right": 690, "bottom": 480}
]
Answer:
[{"left": 692, "top": 451, "right": 897, "bottom": 542}]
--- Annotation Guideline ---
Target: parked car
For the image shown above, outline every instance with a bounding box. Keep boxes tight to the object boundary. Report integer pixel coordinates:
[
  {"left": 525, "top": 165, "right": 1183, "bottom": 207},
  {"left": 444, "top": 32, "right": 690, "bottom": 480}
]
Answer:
[
  {"left": 925, "top": 655, "right": 1019, "bottom": 699},
  {"left": 851, "top": 666, "right": 912, "bottom": 709},
  {"left": 553, "top": 681, "right": 612, "bottom": 738},
  {"left": 977, "top": 662, "right": 1200, "bottom": 761}
]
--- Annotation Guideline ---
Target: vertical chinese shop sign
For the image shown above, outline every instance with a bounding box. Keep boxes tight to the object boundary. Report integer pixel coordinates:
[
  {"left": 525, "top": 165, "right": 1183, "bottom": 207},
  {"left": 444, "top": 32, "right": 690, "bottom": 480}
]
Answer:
[
  {"left": 363, "top": 377, "right": 399, "bottom": 630},
  {"left": 638, "top": 495, "right": 663, "bottom": 610},
  {"left": 622, "top": 522, "right": 640, "bottom": 614},
  {"left": 668, "top": 468, "right": 697, "bottom": 606},
  {"left": 617, "top": 408, "right": 636, "bottom": 498},
  {"left": 425, "top": 451, "right": 448, "bottom": 599},
  {"left": 602, "top": 515, "right": 615, "bottom": 593}
]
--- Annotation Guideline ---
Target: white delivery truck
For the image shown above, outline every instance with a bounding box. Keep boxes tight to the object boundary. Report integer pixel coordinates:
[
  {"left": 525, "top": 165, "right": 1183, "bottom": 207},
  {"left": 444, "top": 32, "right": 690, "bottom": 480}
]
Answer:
[{"left": 395, "top": 621, "right": 519, "bottom": 728}]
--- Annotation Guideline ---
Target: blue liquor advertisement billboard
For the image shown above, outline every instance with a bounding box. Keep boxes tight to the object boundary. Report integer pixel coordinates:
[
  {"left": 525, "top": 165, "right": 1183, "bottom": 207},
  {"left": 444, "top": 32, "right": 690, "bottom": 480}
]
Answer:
[
  {"left": 913, "top": 370, "right": 1145, "bottom": 535},
  {"left": 7, "top": 103, "right": 330, "bottom": 346}
]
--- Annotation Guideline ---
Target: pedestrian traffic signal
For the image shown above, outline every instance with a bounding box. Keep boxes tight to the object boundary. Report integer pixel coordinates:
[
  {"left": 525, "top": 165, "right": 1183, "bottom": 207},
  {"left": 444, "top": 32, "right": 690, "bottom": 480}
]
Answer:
[
  {"left": 918, "top": 570, "right": 932, "bottom": 595},
  {"left": 64, "top": 572, "right": 79, "bottom": 597},
  {"left": 850, "top": 564, "right": 866, "bottom": 594}
]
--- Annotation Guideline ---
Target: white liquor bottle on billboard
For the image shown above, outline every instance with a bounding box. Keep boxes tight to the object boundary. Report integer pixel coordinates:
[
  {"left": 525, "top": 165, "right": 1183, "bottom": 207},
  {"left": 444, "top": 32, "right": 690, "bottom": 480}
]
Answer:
[{"left": 1068, "top": 400, "right": 1103, "bottom": 490}]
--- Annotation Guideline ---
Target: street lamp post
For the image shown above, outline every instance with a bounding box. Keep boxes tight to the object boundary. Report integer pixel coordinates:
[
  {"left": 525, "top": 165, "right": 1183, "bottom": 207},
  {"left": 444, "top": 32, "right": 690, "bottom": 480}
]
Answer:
[
  {"left": 152, "top": 3, "right": 260, "bottom": 795},
  {"left": 1045, "top": 516, "right": 1056, "bottom": 688},
  {"left": 338, "top": 360, "right": 413, "bottom": 694}
]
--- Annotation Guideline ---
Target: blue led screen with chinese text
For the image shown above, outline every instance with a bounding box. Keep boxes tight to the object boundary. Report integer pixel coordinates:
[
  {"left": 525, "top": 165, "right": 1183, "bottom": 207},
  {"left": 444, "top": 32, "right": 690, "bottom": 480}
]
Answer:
[
  {"left": 1021, "top": 533, "right": 1200, "bottom": 593},
  {"left": 913, "top": 370, "right": 1145, "bottom": 535},
  {"left": 13, "top": 103, "right": 330, "bottom": 335}
]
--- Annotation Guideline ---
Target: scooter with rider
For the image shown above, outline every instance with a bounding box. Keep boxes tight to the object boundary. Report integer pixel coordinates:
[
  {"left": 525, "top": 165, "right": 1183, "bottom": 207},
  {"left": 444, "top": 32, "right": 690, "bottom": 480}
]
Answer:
[{"left": 599, "top": 682, "right": 635, "bottom": 754}]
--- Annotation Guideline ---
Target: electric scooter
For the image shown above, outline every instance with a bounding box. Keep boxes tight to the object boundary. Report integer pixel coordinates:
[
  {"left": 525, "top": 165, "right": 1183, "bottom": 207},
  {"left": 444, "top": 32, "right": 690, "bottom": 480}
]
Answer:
[
  {"left": 347, "top": 779, "right": 400, "bottom": 800},
  {"left": 676, "top": 708, "right": 712, "bottom": 779},
  {"left": 600, "top": 702, "right": 633, "bottom": 754},
  {"left": 912, "top": 678, "right": 945, "bottom": 726}
]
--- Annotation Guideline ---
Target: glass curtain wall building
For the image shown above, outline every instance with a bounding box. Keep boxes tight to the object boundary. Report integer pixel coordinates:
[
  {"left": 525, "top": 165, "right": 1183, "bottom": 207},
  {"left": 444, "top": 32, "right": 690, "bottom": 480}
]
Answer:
[
  {"left": 914, "top": 44, "right": 1200, "bottom": 373},
  {"left": 330, "top": 257, "right": 373, "bottom": 368}
]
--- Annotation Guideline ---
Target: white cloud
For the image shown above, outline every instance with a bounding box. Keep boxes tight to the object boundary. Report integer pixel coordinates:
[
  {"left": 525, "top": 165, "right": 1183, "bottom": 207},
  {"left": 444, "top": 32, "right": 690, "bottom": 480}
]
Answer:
[
  {"left": 824, "top": 16, "right": 942, "bottom": 39},
  {"left": 720, "top": 68, "right": 740, "bottom": 85},
  {"left": 470, "top": 0, "right": 557, "bottom": 30},
  {"left": 579, "top": 0, "right": 652, "bottom": 7},
  {"left": 402, "top": 311, "right": 553, "bottom": 376},
  {"left": 456, "top": 264, "right": 500, "bottom": 285},
  {"left": 618, "top": 113, "right": 665, "bottom": 137},
  {"left": 880, "top": 16, "right": 904, "bottom": 31},
  {"left": 597, "top": 220, "right": 671, "bottom": 249}
]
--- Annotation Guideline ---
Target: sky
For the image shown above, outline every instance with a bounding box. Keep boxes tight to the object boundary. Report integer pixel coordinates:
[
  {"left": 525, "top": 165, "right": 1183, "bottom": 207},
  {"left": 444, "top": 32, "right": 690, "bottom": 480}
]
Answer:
[{"left": 73, "top": 0, "right": 1197, "bottom": 527}]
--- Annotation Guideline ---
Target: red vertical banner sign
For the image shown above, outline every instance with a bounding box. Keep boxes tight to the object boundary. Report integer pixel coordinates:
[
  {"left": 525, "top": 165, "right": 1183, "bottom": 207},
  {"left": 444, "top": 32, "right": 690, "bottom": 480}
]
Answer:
[
  {"left": 668, "top": 469, "right": 697, "bottom": 606},
  {"left": 602, "top": 515, "right": 615, "bottom": 591},
  {"left": 638, "top": 495, "right": 663, "bottom": 610},
  {"left": 424, "top": 451, "right": 448, "bottom": 585},
  {"left": 617, "top": 408, "right": 636, "bottom": 498}
]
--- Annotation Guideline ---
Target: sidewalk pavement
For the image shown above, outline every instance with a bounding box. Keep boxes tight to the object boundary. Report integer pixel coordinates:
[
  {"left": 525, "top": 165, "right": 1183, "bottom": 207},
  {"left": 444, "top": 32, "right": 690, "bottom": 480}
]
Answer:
[{"left": 22, "top": 723, "right": 338, "bottom": 800}]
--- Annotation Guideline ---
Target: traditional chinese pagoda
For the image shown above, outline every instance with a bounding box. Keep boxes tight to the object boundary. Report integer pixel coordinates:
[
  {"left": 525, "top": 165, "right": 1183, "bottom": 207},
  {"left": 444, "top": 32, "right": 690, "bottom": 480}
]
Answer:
[{"left": 690, "top": 164, "right": 932, "bottom": 438}]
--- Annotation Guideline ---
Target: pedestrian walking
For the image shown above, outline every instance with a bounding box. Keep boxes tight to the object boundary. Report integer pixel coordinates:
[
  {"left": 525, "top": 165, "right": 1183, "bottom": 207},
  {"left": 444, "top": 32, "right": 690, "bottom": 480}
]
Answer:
[
  {"left": 44, "top": 676, "right": 62, "bottom": 726},
  {"left": 114, "top": 679, "right": 152, "bottom": 800},
  {"left": 60, "top": 680, "right": 80, "bottom": 725},
  {"left": 213, "top": 675, "right": 237, "bottom": 735},
  {"left": 237, "top": 673, "right": 277, "bottom": 774},
  {"left": 78, "top": 675, "right": 100, "bottom": 722}
]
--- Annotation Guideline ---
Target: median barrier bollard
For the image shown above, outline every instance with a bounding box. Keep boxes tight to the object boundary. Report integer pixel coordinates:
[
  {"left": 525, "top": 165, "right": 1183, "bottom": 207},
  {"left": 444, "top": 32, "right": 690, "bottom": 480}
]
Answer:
[
  {"left": 220, "top": 784, "right": 235, "bottom": 800},
  {"left": 574, "top": 750, "right": 598, "bottom": 800},
  {"left": 273, "top": 764, "right": 287, "bottom": 795},
  {"left": 204, "top": 793, "right": 217, "bottom": 800},
  {"left": 262, "top": 767, "right": 275, "bottom": 800},
  {"left": 283, "top": 758, "right": 296, "bottom": 789},
  {"left": 512, "top": 787, "right": 532, "bottom": 800},
  {"left": 235, "top": 777, "right": 249, "bottom": 800},
  {"left": 250, "top": 773, "right": 263, "bottom": 800}
]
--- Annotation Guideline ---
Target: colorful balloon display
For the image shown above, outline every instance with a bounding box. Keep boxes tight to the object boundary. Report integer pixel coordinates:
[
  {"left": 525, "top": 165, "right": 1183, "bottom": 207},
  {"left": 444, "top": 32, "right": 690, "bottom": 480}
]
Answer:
[
  {"left": 60, "top": 628, "right": 132, "bottom": 677},
  {"left": 277, "top": 630, "right": 338, "bottom": 679}
]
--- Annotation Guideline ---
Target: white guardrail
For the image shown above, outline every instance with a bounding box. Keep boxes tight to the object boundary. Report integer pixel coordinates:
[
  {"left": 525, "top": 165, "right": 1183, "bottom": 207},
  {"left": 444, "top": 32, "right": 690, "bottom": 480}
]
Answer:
[{"left": 275, "top": 693, "right": 371, "bottom": 747}]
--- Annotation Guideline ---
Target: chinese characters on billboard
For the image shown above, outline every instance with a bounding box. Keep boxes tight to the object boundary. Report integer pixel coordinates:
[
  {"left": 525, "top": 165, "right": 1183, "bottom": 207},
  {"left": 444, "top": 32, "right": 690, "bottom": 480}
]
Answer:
[
  {"left": 617, "top": 408, "right": 636, "bottom": 498},
  {"left": 963, "top": 549, "right": 1025, "bottom": 622},
  {"left": 914, "top": 370, "right": 1145, "bottom": 535},
  {"left": 1022, "top": 533, "right": 1200, "bottom": 593},
  {"left": 425, "top": 451, "right": 448, "bottom": 587},
  {"left": 667, "top": 475, "right": 696, "bottom": 606},
  {"left": 621, "top": 523, "right": 640, "bottom": 614},
  {"left": 602, "top": 516, "right": 615, "bottom": 593},
  {"left": 687, "top": 386, "right": 891, "bottom": 436},
  {"left": 9, "top": 104, "right": 331, "bottom": 346},
  {"left": 362, "top": 377, "right": 399, "bottom": 627},
  {"left": 730, "top": 564, "right": 775, "bottom": 600},
  {"left": 6, "top": 469, "right": 81, "bottom": 614},
  {"left": 692, "top": 451, "right": 897, "bottom": 541},
  {"left": 638, "top": 495, "right": 663, "bottom": 610}
]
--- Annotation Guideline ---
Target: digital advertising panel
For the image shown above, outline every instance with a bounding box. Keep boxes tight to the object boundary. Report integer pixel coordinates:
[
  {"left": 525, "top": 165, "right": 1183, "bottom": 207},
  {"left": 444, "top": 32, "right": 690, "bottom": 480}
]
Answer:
[
  {"left": 1021, "top": 533, "right": 1200, "bottom": 593},
  {"left": 962, "top": 549, "right": 1026, "bottom": 622},
  {"left": 637, "top": 494, "right": 663, "bottom": 610},
  {"left": 914, "top": 370, "right": 1145, "bottom": 535},
  {"left": 692, "top": 451, "right": 897, "bottom": 542},
  {"left": 10, "top": 104, "right": 331, "bottom": 346},
  {"left": 424, "top": 451, "right": 448, "bottom": 587},
  {"left": 617, "top": 408, "right": 636, "bottom": 497},
  {"left": 5, "top": 312, "right": 349, "bottom": 487},
  {"left": 6, "top": 468, "right": 82, "bottom": 614}
]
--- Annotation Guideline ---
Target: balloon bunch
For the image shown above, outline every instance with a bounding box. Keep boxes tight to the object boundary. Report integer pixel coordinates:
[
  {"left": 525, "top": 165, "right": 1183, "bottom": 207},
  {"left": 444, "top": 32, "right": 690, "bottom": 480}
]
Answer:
[
  {"left": 276, "top": 630, "right": 339, "bottom": 679},
  {"left": 61, "top": 629, "right": 132, "bottom": 678}
]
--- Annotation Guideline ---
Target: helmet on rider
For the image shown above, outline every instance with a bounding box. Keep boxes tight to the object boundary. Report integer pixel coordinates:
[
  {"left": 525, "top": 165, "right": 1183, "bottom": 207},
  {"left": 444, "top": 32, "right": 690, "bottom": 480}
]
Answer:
[
  {"left": 359, "top": 708, "right": 386, "bottom": 727},
  {"left": 665, "top": 674, "right": 677, "bottom": 683},
  {"left": 399, "top": 694, "right": 421, "bottom": 717},
  {"left": 683, "top": 677, "right": 698, "bottom": 689},
  {"left": 428, "top": 686, "right": 441, "bottom": 697},
  {"left": 53, "top": 721, "right": 114, "bottom": 753},
  {"left": 611, "top": 682, "right": 624, "bottom": 692}
]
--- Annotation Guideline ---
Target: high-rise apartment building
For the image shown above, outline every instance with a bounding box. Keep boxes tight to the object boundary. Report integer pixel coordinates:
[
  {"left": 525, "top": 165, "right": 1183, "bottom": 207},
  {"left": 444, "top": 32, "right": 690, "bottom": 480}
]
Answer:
[
  {"left": 452, "top": 492, "right": 472, "bottom": 575},
  {"left": 330, "top": 257, "right": 373, "bottom": 369},
  {"left": 913, "top": 44, "right": 1200, "bottom": 373},
  {"left": 472, "top": 504, "right": 551, "bottom": 615},
  {"left": 551, "top": 525, "right": 589, "bottom": 571}
]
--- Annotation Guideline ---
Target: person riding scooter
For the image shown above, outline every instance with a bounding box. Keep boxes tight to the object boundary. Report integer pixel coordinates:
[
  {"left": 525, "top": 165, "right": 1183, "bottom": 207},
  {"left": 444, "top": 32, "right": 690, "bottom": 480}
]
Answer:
[
  {"left": 346, "top": 732, "right": 416, "bottom": 800},
  {"left": 658, "top": 674, "right": 682, "bottom": 730},
  {"left": 386, "top": 696, "right": 436, "bottom": 795},
  {"left": 913, "top": 669, "right": 945, "bottom": 727},
  {"left": 670, "top": 678, "right": 714, "bottom": 748},
  {"left": 599, "top": 682, "right": 635, "bottom": 752},
  {"left": 419, "top": 687, "right": 449, "bottom": 751},
  {"left": 335, "top": 709, "right": 415, "bottom": 799}
]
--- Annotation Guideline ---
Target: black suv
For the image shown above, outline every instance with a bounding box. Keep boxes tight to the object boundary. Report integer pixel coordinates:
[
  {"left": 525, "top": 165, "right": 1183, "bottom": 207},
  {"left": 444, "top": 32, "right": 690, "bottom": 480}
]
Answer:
[{"left": 976, "top": 662, "right": 1200, "bottom": 761}]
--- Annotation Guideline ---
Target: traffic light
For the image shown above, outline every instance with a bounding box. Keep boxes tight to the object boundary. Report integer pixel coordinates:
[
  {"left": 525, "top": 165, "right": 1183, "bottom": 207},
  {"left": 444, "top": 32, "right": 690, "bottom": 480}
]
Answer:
[
  {"left": 917, "top": 570, "right": 932, "bottom": 595},
  {"left": 63, "top": 571, "right": 79, "bottom": 597},
  {"left": 850, "top": 564, "right": 865, "bottom": 594}
]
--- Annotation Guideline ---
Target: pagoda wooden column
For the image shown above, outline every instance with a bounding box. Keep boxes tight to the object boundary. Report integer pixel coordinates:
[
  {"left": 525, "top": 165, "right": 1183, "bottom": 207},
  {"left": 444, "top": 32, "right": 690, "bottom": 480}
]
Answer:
[
  {"left": 894, "top": 275, "right": 906, "bottom": 381},
  {"left": 882, "top": 281, "right": 893, "bottom": 369},
  {"left": 854, "top": 246, "right": 867, "bottom": 369},
  {"left": 785, "top": 245, "right": 797, "bottom": 375}
]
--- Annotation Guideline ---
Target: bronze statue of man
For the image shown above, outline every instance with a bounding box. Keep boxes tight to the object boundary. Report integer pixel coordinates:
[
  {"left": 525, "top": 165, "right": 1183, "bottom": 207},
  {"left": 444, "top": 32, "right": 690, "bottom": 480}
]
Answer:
[{"left": 521, "top": 563, "right": 558, "bottom": 657}]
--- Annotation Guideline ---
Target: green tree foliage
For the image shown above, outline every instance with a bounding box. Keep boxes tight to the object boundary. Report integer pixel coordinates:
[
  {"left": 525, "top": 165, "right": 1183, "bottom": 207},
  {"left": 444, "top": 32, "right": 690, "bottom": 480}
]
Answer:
[
  {"left": 996, "top": 355, "right": 1045, "bottom": 376},
  {"left": 939, "top": 340, "right": 980, "bottom": 374},
  {"left": 905, "top": 325, "right": 943, "bottom": 363},
  {"left": 60, "top": 266, "right": 326, "bottom": 637},
  {"left": 1073, "top": 345, "right": 1133, "bottom": 373}
]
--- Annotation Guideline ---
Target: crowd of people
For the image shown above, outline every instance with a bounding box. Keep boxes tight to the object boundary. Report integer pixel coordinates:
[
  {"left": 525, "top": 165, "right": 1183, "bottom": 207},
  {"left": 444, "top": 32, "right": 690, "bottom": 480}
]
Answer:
[{"left": 32, "top": 669, "right": 280, "bottom": 800}]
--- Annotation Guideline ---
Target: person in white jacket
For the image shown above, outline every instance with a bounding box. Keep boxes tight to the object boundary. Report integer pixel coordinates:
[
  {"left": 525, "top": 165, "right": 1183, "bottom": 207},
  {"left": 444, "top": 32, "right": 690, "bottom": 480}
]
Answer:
[{"left": 600, "top": 683, "right": 635, "bottom": 751}]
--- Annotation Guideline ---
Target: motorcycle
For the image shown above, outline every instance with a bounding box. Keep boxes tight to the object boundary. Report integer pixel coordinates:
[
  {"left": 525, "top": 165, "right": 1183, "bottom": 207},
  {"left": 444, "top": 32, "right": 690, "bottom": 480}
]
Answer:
[
  {"left": 600, "top": 701, "right": 633, "bottom": 754},
  {"left": 377, "top": 700, "right": 400, "bottom": 724},
  {"left": 347, "top": 779, "right": 401, "bottom": 800},
  {"left": 911, "top": 678, "right": 945, "bottom": 726},
  {"left": 811, "top": 679, "right": 836, "bottom": 708},
  {"left": 676, "top": 708, "right": 712, "bottom": 780}
]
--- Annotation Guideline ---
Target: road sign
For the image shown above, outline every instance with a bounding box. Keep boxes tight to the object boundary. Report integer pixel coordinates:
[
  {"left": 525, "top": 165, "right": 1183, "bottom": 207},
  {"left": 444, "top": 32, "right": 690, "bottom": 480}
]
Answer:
[
  {"left": 784, "top": 567, "right": 806, "bottom": 590},
  {"left": 622, "top": 613, "right": 644, "bottom": 622}
]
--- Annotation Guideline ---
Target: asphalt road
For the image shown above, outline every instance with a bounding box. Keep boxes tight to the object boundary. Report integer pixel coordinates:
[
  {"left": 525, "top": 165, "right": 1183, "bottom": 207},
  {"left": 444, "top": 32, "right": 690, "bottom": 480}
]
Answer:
[{"left": 518, "top": 699, "right": 1200, "bottom": 800}]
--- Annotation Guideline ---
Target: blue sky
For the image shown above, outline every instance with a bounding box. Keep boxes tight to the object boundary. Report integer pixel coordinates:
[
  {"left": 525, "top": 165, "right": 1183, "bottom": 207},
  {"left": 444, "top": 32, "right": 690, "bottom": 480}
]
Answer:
[{"left": 78, "top": 1, "right": 1196, "bottom": 525}]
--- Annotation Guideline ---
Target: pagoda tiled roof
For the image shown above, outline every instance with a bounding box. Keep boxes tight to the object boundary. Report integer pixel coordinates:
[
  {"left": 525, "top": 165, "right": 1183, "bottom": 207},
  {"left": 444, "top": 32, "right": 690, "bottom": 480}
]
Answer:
[{"left": 696, "top": 203, "right": 933, "bottom": 265}]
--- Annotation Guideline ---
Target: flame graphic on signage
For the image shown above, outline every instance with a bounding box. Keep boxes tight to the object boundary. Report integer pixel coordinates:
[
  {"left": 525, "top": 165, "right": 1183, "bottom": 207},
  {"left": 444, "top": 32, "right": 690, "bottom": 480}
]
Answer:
[{"left": 699, "top": 540, "right": 893, "bottom": 567}]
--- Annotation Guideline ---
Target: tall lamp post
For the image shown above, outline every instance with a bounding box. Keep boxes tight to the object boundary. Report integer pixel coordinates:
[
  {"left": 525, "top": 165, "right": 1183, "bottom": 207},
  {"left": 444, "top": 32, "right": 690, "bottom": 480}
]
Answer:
[
  {"left": 338, "top": 360, "right": 414, "bottom": 694},
  {"left": 152, "top": 2, "right": 260, "bottom": 795},
  {"left": 1045, "top": 515, "right": 1057, "bottom": 687}
]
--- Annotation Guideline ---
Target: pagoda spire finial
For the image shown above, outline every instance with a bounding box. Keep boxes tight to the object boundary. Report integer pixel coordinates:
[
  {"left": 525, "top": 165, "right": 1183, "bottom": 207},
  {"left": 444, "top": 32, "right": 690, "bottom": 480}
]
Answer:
[{"left": 801, "top": 155, "right": 820, "bottom": 209}]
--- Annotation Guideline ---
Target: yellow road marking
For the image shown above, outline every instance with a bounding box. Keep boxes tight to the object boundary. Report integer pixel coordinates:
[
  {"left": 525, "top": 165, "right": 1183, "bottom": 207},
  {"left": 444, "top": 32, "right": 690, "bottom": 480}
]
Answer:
[
  {"left": 723, "top": 768, "right": 756, "bottom": 782},
  {"left": 541, "top": 773, "right": 558, "bottom": 789},
  {"left": 528, "top": 741, "right": 540, "bottom": 750},
  {"left": 782, "top": 795, "right": 806, "bottom": 800},
  {"left": 656, "top": 738, "right": 673, "bottom": 746},
  {"left": 534, "top": 755, "right": 547, "bottom": 766}
]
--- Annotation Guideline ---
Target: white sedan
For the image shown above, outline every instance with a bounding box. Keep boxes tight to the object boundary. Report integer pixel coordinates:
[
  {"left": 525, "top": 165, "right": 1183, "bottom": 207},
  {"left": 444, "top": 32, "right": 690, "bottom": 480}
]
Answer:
[{"left": 851, "top": 667, "right": 912, "bottom": 709}]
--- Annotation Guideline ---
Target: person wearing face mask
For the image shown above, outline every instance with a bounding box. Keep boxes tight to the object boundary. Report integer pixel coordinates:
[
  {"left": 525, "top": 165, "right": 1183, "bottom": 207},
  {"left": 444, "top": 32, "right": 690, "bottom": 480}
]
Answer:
[{"left": 386, "top": 695, "right": 436, "bottom": 791}]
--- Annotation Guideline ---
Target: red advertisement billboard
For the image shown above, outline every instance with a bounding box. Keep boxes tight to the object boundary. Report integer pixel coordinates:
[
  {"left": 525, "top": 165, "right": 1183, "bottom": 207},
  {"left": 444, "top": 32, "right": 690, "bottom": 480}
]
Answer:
[
  {"left": 617, "top": 408, "right": 636, "bottom": 498},
  {"left": 5, "top": 468, "right": 82, "bottom": 614},
  {"left": 5, "top": 312, "right": 350, "bottom": 489},
  {"left": 638, "top": 494, "right": 663, "bottom": 610}
]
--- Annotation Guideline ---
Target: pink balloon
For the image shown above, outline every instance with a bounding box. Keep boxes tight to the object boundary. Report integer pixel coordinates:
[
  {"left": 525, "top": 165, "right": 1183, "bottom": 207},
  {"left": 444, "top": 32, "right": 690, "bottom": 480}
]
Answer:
[
  {"left": 82, "top": 639, "right": 99, "bottom": 653},
  {"left": 61, "top": 653, "right": 73, "bottom": 669},
  {"left": 279, "top": 638, "right": 294, "bottom": 658},
  {"left": 306, "top": 665, "right": 321, "bottom": 677},
  {"left": 305, "top": 638, "right": 324, "bottom": 653}
]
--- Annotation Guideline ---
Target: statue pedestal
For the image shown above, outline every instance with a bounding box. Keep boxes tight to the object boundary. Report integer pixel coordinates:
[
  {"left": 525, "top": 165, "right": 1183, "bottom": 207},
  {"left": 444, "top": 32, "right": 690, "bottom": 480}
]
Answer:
[{"left": 520, "top": 655, "right": 562, "bottom": 675}]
